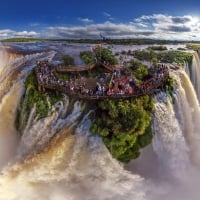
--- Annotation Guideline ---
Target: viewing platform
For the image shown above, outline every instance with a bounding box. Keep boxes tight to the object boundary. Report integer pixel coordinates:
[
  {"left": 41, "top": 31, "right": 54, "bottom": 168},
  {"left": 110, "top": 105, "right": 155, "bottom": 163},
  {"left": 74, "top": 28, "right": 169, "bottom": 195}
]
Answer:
[
  {"left": 55, "top": 64, "right": 95, "bottom": 72},
  {"left": 35, "top": 60, "right": 169, "bottom": 100}
]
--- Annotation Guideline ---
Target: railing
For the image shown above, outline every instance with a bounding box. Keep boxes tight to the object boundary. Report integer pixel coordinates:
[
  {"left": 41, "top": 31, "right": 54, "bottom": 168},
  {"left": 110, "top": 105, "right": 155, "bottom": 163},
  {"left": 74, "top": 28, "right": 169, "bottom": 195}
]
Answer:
[
  {"left": 35, "top": 71, "right": 169, "bottom": 101},
  {"left": 99, "top": 62, "right": 115, "bottom": 72},
  {"left": 35, "top": 59, "right": 170, "bottom": 100},
  {"left": 55, "top": 64, "right": 95, "bottom": 72}
]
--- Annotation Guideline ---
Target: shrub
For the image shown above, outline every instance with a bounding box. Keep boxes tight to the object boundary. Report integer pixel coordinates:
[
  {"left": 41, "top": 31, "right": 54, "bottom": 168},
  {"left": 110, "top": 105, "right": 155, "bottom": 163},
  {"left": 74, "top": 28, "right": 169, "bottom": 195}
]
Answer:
[{"left": 90, "top": 96, "right": 154, "bottom": 162}]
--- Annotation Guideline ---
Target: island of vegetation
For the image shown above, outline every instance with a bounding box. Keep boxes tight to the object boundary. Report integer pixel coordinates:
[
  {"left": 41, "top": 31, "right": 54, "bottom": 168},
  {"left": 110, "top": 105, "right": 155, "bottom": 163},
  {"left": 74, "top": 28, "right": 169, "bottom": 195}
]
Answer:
[{"left": 16, "top": 44, "right": 193, "bottom": 163}]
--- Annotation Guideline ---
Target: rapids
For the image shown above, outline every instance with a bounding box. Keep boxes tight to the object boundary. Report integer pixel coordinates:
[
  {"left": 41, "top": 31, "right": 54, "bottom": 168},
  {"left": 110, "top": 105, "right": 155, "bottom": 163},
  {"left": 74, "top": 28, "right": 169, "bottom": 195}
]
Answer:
[{"left": 0, "top": 43, "right": 200, "bottom": 200}]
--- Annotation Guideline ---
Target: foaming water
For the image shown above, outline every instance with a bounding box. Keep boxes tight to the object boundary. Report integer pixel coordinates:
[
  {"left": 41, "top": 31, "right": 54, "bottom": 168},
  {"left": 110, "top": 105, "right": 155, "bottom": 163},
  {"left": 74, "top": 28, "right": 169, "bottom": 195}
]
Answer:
[
  {"left": 149, "top": 69, "right": 200, "bottom": 200},
  {"left": 0, "top": 82, "right": 24, "bottom": 169},
  {"left": 173, "top": 70, "right": 200, "bottom": 166},
  {"left": 0, "top": 112, "right": 146, "bottom": 200},
  {"left": 2, "top": 43, "right": 200, "bottom": 200},
  {"left": 0, "top": 44, "right": 9, "bottom": 73},
  {"left": 0, "top": 43, "right": 56, "bottom": 101},
  {"left": 190, "top": 51, "right": 200, "bottom": 101},
  {"left": 18, "top": 99, "right": 82, "bottom": 158},
  {"left": 182, "top": 61, "right": 190, "bottom": 77},
  {"left": 127, "top": 69, "right": 200, "bottom": 200},
  {"left": 152, "top": 93, "right": 190, "bottom": 176}
]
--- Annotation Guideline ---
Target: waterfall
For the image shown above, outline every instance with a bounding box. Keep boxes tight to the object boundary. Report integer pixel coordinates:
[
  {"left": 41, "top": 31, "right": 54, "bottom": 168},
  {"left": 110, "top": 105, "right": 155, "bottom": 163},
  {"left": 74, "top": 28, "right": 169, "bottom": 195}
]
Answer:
[
  {"left": 182, "top": 61, "right": 190, "bottom": 77},
  {"left": 0, "top": 82, "right": 24, "bottom": 169},
  {"left": 2, "top": 43, "right": 200, "bottom": 200},
  {"left": 0, "top": 108, "right": 146, "bottom": 200},
  {"left": 0, "top": 43, "right": 147, "bottom": 199},
  {"left": 153, "top": 68, "right": 200, "bottom": 170},
  {"left": 190, "top": 51, "right": 200, "bottom": 101},
  {"left": 173, "top": 70, "right": 200, "bottom": 167},
  {"left": 17, "top": 100, "right": 83, "bottom": 158},
  {"left": 0, "top": 43, "right": 56, "bottom": 102},
  {"left": 147, "top": 69, "right": 200, "bottom": 200},
  {"left": 152, "top": 93, "right": 190, "bottom": 177},
  {"left": 0, "top": 44, "right": 9, "bottom": 73}
]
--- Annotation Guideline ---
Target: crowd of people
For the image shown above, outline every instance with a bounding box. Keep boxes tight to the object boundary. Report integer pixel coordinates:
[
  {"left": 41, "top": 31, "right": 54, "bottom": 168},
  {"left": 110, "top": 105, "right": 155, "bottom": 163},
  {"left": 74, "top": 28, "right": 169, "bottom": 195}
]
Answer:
[{"left": 35, "top": 60, "right": 169, "bottom": 98}]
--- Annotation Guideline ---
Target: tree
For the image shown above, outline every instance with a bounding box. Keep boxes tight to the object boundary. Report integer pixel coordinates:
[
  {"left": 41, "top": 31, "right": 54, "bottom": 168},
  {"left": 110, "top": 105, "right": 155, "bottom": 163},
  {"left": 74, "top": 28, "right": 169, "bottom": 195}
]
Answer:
[
  {"left": 94, "top": 46, "right": 117, "bottom": 65},
  {"left": 90, "top": 96, "right": 154, "bottom": 162},
  {"left": 62, "top": 55, "right": 74, "bottom": 66},
  {"left": 80, "top": 51, "right": 94, "bottom": 64},
  {"left": 151, "top": 57, "right": 158, "bottom": 67}
]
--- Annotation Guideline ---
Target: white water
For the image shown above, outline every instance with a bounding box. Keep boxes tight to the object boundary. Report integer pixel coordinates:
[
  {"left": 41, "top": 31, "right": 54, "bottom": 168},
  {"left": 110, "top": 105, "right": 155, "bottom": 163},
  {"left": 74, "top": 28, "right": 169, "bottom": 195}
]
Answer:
[
  {"left": 0, "top": 82, "right": 24, "bottom": 169},
  {"left": 0, "top": 90, "right": 146, "bottom": 200},
  {"left": 152, "top": 68, "right": 200, "bottom": 200},
  {"left": 190, "top": 51, "right": 200, "bottom": 101},
  {"left": 152, "top": 94, "right": 190, "bottom": 176},
  {"left": 1, "top": 43, "right": 200, "bottom": 200},
  {"left": 127, "top": 68, "right": 200, "bottom": 200},
  {"left": 0, "top": 44, "right": 146, "bottom": 200}
]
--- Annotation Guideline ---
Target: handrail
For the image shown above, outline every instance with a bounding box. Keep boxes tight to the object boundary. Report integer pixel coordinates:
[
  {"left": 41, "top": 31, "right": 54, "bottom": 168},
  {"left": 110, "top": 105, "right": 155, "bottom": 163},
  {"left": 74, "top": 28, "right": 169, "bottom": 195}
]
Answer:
[
  {"left": 55, "top": 63, "right": 95, "bottom": 72},
  {"left": 99, "top": 62, "right": 115, "bottom": 72},
  {"left": 35, "top": 69, "right": 169, "bottom": 101}
]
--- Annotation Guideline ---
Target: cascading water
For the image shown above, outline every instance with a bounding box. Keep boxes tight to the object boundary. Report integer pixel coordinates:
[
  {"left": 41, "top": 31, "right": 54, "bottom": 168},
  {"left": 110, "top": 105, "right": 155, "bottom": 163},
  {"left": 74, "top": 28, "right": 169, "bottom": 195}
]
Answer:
[
  {"left": 182, "top": 61, "right": 190, "bottom": 77},
  {"left": 152, "top": 93, "right": 190, "bottom": 176},
  {"left": 0, "top": 44, "right": 9, "bottom": 73},
  {"left": 173, "top": 70, "right": 200, "bottom": 166},
  {"left": 189, "top": 51, "right": 200, "bottom": 101},
  {"left": 0, "top": 82, "right": 24, "bottom": 169},
  {"left": 0, "top": 43, "right": 56, "bottom": 102},
  {"left": 147, "top": 68, "right": 200, "bottom": 200},
  {"left": 1, "top": 43, "right": 200, "bottom": 200},
  {"left": 0, "top": 43, "right": 146, "bottom": 200},
  {"left": 0, "top": 110, "right": 147, "bottom": 200}
]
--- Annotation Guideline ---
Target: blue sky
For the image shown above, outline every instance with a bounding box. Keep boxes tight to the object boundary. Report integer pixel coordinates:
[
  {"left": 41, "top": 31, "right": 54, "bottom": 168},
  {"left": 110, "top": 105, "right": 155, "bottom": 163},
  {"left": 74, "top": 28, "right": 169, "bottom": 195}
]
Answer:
[{"left": 1, "top": 0, "right": 200, "bottom": 40}]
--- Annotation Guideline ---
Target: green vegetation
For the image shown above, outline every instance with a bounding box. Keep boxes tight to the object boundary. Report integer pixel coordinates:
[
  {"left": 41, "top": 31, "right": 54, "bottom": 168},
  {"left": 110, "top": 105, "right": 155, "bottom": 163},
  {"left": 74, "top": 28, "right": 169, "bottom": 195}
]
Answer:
[
  {"left": 163, "top": 76, "right": 175, "bottom": 98},
  {"left": 24, "top": 70, "right": 49, "bottom": 119},
  {"left": 129, "top": 60, "right": 149, "bottom": 82},
  {"left": 186, "top": 43, "right": 200, "bottom": 51},
  {"left": 58, "top": 38, "right": 190, "bottom": 45},
  {"left": 80, "top": 51, "right": 94, "bottom": 64},
  {"left": 133, "top": 49, "right": 157, "bottom": 63},
  {"left": 62, "top": 55, "right": 75, "bottom": 66},
  {"left": 1, "top": 38, "right": 48, "bottom": 43},
  {"left": 90, "top": 96, "right": 154, "bottom": 162},
  {"left": 2, "top": 38, "right": 200, "bottom": 46},
  {"left": 94, "top": 46, "right": 117, "bottom": 65},
  {"left": 55, "top": 72, "right": 70, "bottom": 81},
  {"left": 158, "top": 51, "right": 193, "bottom": 65},
  {"left": 148, "top": 45, "right": 167, "bottom": 51},
  {"left": 133, "top": 49, "right": 193, "bottom": 66},
  {"left": 133, "top": 50, "right": 153, "bottom": 61},
  {"left": 16, "top": 70, "right": 62, "bottom": 130}
]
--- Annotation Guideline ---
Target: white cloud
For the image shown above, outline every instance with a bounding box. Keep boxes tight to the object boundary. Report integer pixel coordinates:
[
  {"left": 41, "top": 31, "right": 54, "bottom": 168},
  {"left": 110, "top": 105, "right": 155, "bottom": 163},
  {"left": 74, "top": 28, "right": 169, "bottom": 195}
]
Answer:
[
  {"left": 78, "top": 18, "right": 93, "bottom": 23},
  {"left": 45, "top": 14, "right": 200, "bottom": 40},
  {"left": 0, "top": 29, "right": 15, "bottom": 37},
  {"left": 14, "top": 31, "right": 37, "bottom": 37},
  {"left": 46, "top": 21, "right": 154, "bottom": 39},
  {"left": 133, "top": 14, "right": 200, "bottom": 40},
  {"left": 0, "top": 29, "right": 38, "bottom": 39},
  {"left": 1, "top": 14, "right": 200, "bottom": 40},
  {"left": 46, "top": 18, "right": 192, "bottom": 39}
]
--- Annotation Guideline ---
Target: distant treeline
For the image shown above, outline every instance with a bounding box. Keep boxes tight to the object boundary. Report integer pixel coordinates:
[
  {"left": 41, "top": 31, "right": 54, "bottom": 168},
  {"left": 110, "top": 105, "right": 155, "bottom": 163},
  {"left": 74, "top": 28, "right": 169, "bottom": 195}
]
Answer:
[
  {"left": 1, "top": 38, "right": 48, "bottom": 42},
  {"left": 2, "top": 37, "right": 200, "bottom": 45}
]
